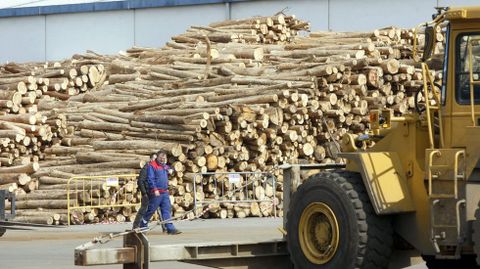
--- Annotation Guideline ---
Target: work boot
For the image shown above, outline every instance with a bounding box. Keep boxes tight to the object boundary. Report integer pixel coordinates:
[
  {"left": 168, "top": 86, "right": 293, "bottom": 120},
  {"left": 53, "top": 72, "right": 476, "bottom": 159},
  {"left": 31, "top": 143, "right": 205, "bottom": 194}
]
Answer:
[
  {"left": 167, "top": 229, "right": 182, "bottom": 235},
  {"left": 138, "top": 219, "right": 148, "bottom": 230}
]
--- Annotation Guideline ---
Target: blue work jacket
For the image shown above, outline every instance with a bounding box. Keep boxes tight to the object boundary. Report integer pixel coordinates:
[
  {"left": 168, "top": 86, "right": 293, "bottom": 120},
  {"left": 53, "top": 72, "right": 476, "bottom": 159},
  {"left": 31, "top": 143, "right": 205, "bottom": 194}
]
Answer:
[{"left": 146, "top": 160, "right": 171, "bottom": 194}]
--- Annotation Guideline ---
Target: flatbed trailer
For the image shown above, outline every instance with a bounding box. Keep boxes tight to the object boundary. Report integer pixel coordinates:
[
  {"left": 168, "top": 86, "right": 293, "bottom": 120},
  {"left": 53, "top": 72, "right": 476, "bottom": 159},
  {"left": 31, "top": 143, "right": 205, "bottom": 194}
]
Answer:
[{"left": 76, "top": 233, "right": 290, "bottom": 269}]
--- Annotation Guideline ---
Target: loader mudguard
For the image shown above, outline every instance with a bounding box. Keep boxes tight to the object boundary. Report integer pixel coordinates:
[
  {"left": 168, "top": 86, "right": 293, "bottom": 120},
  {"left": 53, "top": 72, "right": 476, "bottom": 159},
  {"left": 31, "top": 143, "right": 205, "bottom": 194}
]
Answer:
[{"left": 338, "top": 152, "right": 415, "bottom": 215}]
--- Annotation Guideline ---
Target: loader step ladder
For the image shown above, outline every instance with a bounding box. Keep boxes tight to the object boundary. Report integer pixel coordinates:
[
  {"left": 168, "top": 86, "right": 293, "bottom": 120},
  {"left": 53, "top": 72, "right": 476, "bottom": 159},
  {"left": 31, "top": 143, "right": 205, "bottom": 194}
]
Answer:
[
  {"left": 427, "top": 149, "right": 466, "bottom": 258},
  {"left": 421, "top": 62, "right": 445, "bottom": 149},
  {"left": 421, "top": 61, "right": 467, "bottom": 258}
]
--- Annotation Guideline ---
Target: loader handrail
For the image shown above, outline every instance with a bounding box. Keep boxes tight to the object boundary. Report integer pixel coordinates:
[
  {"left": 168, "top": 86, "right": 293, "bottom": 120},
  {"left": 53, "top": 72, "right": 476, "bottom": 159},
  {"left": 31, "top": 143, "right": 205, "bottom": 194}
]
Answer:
[{"left": 413, "top": 11, "right": 447, "bottom": 63}]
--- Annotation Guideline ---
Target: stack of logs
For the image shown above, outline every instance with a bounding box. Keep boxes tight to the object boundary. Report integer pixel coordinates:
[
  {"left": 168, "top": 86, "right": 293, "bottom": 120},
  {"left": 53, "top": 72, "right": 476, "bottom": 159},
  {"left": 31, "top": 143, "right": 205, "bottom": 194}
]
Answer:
[
  {"left": 194, "top": 14, "right": 309, "bottom": 44},
  {"left": 0, "top": 14, "right": 443, "bottom": 224},
  {"left": 0, "top": 62, "right": 106, "bottom": 193}
]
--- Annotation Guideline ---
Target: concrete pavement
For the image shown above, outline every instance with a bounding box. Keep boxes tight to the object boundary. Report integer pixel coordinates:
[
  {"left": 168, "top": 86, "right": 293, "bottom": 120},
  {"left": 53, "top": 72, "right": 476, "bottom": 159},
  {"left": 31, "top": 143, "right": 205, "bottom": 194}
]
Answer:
[{"left": 0, "top": 218, "right": 427, "bottom": 269}]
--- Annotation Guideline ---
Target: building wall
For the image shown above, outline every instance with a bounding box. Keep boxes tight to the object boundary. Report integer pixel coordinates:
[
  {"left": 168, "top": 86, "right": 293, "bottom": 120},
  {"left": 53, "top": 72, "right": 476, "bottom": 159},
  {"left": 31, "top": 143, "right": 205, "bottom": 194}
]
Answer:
[
  {"left": 134, "top": 4, "right": 226, "bottom": 48},
  {"left": 45, "top": 10, "right": 134, "bottom": 60},
  {"left": 0, "top": 16, "right": 46, "bottom": 63},
  {"left": 327, "top": 0, "right": 435, "bottom": 31},
  {"left": 0, "top": 0, "right": 477, "bottom": 63}
]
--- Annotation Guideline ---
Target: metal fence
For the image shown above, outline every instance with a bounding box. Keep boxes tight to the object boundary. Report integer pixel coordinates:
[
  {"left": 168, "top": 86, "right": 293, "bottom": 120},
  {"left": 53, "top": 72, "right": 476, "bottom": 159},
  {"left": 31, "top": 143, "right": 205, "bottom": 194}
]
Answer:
[
  {"left": 193, "top": 171, "right": 277, "bottom": 218},
  {"left": 66, "top": 174, "right": 139, "bottom": 225}
]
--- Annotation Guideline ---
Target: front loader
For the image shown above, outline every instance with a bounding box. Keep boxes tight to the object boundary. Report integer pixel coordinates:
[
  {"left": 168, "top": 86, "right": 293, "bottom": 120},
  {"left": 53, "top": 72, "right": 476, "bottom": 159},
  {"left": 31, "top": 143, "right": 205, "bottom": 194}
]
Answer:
[{"left": 285, "top": 6, "right": 480, "bottom": 269}]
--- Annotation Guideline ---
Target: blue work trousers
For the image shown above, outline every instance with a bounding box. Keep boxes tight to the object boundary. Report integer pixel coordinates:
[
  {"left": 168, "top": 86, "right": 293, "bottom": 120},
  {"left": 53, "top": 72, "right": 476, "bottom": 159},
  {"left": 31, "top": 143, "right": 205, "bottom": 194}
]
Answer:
[{"left": 140, "top": 192, "right": 175, "bottom": 231}]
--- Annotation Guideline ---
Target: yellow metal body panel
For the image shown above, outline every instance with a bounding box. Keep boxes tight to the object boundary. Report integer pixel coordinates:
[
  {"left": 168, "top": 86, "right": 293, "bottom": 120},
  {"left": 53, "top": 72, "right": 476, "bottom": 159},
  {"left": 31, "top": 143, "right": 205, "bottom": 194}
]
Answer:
[
  {"left": 447, "top": 7, "right": 480, "bottom": 20},
  {"left": 343, "top": 117, "right": 434, "bottom": 252},
  {"left": 341, "top": 152, "right": 414, "bottom": 215}
]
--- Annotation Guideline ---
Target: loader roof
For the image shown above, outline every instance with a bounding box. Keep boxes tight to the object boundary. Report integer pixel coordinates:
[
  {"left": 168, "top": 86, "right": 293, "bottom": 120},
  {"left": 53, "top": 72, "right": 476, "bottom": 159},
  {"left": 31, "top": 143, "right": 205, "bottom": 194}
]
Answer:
[{"left": 446, "top": 6, "right": 480, "bottom": 20}]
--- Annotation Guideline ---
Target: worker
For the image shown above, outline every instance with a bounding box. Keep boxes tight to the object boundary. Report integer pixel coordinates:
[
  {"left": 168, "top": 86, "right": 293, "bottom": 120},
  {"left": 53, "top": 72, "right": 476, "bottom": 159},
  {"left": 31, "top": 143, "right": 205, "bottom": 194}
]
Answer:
[
  {"left": 132, "top": 153, "right": 157, "bottom": 229},
  {"left": 139, "top": 150, "right": 181, "bottom": 235}
]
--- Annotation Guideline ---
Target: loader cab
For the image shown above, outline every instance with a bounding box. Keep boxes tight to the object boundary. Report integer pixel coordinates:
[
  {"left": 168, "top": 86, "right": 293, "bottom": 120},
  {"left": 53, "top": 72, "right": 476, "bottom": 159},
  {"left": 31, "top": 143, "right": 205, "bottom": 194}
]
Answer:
[
  {"left": 440, "top": 7, "right": 480, "bottom": 177},
  {"left": 443, "top": 7, "right": 480, "bottom": 142}
]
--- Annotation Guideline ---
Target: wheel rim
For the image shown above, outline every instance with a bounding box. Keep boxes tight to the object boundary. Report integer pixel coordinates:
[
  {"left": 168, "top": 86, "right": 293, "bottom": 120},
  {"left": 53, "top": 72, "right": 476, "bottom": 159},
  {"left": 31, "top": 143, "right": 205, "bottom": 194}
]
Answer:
[{"left": 298, "top": 202, "right": 340, "bottom": 264}]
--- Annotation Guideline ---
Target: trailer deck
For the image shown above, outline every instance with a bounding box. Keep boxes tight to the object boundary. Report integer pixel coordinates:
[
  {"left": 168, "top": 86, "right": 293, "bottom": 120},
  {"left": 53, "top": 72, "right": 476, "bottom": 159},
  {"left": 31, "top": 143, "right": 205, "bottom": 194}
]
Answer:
[{"left": 74, "top": 218, "right": 289, "bottom": 269}]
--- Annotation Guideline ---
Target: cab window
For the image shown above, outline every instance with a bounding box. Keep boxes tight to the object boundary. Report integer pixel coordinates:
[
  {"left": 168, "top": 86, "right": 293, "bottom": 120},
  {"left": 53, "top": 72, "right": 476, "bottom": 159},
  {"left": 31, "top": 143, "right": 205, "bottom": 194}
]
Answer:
[{"left": 456, "top": 33, "right": 480, "bottom": 104}]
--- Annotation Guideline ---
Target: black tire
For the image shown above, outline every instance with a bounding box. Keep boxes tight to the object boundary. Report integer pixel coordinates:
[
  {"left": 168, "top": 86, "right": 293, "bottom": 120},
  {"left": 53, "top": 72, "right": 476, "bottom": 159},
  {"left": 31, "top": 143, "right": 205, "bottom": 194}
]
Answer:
[
  {"left": 0, "top": 227, "right": 5, "bottom": 237},
  {"left": 472, "top": 206, "right": 480, "bottom": 266},
  {"left": 423, "top": 255, "right": 480, "bottom": 269},
  {"left": 286, "top": 171, "right": 393, "bottom": 269}
]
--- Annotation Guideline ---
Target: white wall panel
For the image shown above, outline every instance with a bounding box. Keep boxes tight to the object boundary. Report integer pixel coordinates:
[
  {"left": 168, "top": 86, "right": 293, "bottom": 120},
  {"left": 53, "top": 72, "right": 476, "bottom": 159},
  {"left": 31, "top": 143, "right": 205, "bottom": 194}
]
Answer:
[
  {"left": 329, "top": 0, "right": 437, "bottom": 31},
  {"left": 134, "top": 4, "right": 225, "bottom": 48},
  {"left": 45, "top": 10, "right": 134, "bottom": 60},
  {"left": 231, "top": 0, "right": 328, "bottom": 30},
  {"left": 0, "top": 16, "right": 45, "bottom": 63}
]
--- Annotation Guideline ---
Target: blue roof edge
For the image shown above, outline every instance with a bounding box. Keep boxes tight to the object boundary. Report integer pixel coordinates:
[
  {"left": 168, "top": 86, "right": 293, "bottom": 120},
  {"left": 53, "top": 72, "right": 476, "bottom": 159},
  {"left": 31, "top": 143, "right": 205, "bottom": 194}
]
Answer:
[{"left": 0, "top": 0, "right": 247, "bottom": 18}]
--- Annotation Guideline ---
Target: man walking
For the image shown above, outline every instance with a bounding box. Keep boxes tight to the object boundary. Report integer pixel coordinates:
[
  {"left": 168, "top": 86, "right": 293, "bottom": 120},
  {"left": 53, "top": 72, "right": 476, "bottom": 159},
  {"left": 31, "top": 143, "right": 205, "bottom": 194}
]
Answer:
[
  {"left": 132, "top": 153, "right": 156, "bottom": 229},
  {"left": 140, "top": 150, "right": 181, "bottom": 235}
]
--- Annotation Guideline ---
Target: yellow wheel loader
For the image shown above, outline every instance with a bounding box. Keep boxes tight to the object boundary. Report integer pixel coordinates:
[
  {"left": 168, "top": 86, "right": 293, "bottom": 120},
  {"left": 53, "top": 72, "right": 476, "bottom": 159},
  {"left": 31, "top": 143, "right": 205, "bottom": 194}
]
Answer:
[{"left": 286, "top": 6, "right": 480, "bottom": 269}]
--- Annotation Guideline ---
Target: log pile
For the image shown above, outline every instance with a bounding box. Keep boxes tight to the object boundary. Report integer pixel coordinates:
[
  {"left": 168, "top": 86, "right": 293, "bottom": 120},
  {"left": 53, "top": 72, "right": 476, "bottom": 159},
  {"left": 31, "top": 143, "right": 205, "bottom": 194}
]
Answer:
[
  {"left": 195, "top": 14, "right": 309, "bottom": 44},
  {"left": 0, "top": 62, "right": 106, "bottom": 198},
  {"left": 0, "top": 14, "right": 443, "bottom": 225}
]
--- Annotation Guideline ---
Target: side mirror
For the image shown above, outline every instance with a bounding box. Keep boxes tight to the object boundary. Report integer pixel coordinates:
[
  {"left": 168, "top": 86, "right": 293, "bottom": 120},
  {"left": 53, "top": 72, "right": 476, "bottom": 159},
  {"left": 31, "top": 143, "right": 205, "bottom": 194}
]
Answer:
[{"left": 422, "top": 25, "right": 436, "bottom": 62}]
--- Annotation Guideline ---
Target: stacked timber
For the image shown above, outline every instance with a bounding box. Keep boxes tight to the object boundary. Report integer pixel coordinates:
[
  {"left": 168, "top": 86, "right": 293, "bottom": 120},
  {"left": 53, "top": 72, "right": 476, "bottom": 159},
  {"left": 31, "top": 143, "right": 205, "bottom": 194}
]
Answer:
[
  {"left": 0, "top": 14, "right": 443, "bottom": 224},
  {"left": 190, "top": 14, "right": 308, "bottom": 44},
  {"left": 0, "top": 61, "right": 106, "bottom": 196}
]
